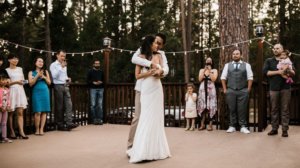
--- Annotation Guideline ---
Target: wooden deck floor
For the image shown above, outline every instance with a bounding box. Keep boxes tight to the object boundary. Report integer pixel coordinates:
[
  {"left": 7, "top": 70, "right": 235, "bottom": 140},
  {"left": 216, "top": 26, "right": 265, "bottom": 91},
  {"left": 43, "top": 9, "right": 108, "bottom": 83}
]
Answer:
[{"left": 1, "top": 124, "right": 300, "bottom": 168}]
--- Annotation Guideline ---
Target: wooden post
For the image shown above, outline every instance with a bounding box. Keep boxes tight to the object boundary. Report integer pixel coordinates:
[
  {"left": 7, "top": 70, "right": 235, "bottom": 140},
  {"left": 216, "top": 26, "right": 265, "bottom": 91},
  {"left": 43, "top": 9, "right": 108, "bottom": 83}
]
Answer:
[
  {"left": 103, "top": 48, "right": 110, "bottom": 84},
  {"left": 103, "top": 48, "right": 111, "bottom": 123},
  {"left": 257, "top": 38, "right": 265, "bottom": 132}
]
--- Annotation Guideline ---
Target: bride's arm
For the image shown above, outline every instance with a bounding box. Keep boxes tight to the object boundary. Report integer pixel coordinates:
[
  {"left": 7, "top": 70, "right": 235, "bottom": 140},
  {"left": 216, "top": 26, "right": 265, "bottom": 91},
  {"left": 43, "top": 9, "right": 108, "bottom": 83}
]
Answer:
[{"left": 135, "top": 65, "right": 153, "bottom": 80}]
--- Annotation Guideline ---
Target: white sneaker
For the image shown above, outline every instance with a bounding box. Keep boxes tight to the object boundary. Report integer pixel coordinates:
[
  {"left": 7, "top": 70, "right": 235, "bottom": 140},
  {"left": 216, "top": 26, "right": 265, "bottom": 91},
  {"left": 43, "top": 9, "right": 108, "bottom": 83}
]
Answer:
[
  {"left": 240, "top": 127, "right": 250, "bottom": 134},
  {"left": 226, "top": 126, "right": 236, "bottom": 133}
]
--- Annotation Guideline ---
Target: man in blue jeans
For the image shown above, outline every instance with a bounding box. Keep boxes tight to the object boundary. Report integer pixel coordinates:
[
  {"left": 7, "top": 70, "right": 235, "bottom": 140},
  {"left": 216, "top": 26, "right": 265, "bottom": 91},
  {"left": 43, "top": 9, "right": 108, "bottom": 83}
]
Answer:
[{"left": 87, "top": 59, "right": 104, "bottom": 125}]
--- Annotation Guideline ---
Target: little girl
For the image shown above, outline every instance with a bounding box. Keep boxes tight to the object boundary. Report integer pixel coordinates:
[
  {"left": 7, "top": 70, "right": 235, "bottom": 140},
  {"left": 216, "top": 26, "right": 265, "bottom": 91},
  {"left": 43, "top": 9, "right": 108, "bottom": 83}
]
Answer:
[
  {"left": 0, "top": 73, "right": 12, "bottom": 143},
  {"left": 277, "top": 50, "right": 294, "bottom": 84},
  {"left": 184, "top": 83, "right": 197, "bottom": 131}
]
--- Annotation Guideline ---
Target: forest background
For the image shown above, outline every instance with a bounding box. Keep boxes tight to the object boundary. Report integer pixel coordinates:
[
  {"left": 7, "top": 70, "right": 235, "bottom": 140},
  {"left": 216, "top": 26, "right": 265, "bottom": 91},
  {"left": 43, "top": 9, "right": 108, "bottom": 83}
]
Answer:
[{"left": 0, "top": 0, "right": 299, "bottom": 83}]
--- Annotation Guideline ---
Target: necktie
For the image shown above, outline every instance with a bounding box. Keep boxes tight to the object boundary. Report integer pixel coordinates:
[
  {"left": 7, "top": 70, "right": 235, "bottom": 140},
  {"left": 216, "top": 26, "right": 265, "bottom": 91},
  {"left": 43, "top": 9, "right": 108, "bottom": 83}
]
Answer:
[{"left": 234, "top": 63, "right": 239, "bottom": 70}]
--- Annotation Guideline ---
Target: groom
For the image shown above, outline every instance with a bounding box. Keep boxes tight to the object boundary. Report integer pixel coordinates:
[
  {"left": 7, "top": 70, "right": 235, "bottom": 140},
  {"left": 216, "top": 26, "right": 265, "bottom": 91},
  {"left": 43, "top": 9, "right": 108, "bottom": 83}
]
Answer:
[{"left": 127, "top": 33, "right": 169, "bottom": 149}]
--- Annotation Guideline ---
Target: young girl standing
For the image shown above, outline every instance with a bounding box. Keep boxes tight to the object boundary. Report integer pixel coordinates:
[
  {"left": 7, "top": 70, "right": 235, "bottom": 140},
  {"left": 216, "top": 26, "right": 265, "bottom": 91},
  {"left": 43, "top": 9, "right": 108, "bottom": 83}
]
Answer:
[
  {"left": 184, "top": 83, "right": 197, "bottom": 131},
  {"left": 0, "top": 73, "right": 12, "bottom": 143}
]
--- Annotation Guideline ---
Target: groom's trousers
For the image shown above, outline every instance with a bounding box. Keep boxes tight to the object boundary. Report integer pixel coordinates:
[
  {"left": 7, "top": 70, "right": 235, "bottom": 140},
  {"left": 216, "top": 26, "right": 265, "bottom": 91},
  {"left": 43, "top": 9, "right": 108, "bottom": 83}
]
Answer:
[{"left": 127, "top": 91, "right": 141, "bottom": 149}]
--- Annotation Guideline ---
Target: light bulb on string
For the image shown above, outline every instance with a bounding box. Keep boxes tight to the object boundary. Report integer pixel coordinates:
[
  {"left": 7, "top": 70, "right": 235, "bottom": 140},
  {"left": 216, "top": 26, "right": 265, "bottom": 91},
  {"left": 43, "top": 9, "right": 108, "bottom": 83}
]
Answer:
[
  {"left": 91, "top": 52, "right": 94, "bottom": 55},
  {"left": 29, "top": 48, "right": 32, "bottom": 52},
  {"left": 173, "top": 52, "right": 175, "bottom": 56},
  {"left": 184, "top": 51, "right": 187, "bottom": 55},
  {"left": 81, "top": 53, "right": 84, "bottom": 56},
  {"left": 15, "top": 45, "right": 19, "bottom": 48},
  {"left": 249, "top": 40, "right": 252, "bottom": 44},
  {"left": 72, "top": 53, "right": 75, "bottom": 57},
  {"left": 40, "top": 50, "right": 43, "bottom": 54},
  {"left": 52, "top": 52, "right": 55, "bottom": 56},
  {"left": 235, "top": 43, "right": 238, "bottom": 47},
  {"left": 120, "top": 49, "right": 123, "bottom": 53},
  {"left": 209, "top": 48, "right": 212, "bottom": 52},
  {"left": 222, "top": 46, "right": 225, "bottom": 50},
  {"left": 196, "top": 50, "right": 199, "bottom": 54},
  {"left": 101, "top": 50, "right": 103, "bottom": 53}
]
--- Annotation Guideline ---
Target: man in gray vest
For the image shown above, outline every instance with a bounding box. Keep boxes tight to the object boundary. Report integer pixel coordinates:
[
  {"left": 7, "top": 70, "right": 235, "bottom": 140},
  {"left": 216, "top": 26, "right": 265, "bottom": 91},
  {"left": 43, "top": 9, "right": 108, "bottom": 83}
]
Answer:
[{"left": 221, "top": 48, "right": 253, "bottom": 134}]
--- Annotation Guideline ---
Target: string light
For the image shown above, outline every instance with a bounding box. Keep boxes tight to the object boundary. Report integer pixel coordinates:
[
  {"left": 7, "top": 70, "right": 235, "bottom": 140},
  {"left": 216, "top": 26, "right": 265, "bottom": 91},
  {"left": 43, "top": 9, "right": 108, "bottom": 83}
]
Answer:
[
  {"left": 81, "top": 53, "right": 84, "bottom": 56},
  {"left": 72, "top": 53, "right": 75, "bottom": 57},
  {"left": 3, "top": 37, "right": 299, "bottom": 57}
]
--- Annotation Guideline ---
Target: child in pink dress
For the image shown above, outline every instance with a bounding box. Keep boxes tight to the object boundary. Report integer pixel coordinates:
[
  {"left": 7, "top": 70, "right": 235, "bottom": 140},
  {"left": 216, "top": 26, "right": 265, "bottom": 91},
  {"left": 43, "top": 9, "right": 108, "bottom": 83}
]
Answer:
[
  {"left": 277, "top": 50, "right": 294, "bottom": 84},
  {"left": 0, "top": 74, "right": 12, "bottom": 143}
]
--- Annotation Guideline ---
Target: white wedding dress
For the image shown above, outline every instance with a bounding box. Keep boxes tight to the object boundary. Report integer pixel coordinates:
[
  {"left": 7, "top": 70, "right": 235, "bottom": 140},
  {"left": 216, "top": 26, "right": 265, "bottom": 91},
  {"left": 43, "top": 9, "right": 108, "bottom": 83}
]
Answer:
[{"left": 127, "top": 66, "right": 171, "bottom": 163}]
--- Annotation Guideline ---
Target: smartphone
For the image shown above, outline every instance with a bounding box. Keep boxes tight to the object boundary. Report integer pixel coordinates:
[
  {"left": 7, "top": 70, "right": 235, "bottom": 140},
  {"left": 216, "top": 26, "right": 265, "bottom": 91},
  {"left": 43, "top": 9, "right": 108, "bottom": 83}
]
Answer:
[{"left": 23, "top": 80, "right": 29, "bottom": 84}]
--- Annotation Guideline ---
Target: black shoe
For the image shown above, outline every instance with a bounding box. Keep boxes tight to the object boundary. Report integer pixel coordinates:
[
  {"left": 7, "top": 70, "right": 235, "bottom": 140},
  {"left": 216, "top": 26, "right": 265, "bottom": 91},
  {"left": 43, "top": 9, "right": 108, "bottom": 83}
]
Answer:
[
  {"left": 19, "top": 135, "right": 29, "bottom": 140},
  {"left": 282, "top": 131, "right": 288, "bottom": 137},
  {"left": 67, "top": 123, "right": 79, "bottom": 129},
  {"left": 57, "top": 126, "right": 71, "bottom": 131},
  {"left": 267, "top": 130, "right": 278, "bottom": 136}
]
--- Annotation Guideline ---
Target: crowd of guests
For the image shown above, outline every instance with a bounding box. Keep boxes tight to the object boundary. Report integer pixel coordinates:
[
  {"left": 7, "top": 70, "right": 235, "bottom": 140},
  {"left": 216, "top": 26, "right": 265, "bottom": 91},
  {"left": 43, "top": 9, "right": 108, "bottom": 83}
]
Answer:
[
  {"left": 0, "top": 40, "right": 295, "bottom": 146},
  {"left": 0, "top": 50, "right": 105, "bottom": 143},
  {"left": 184, "top": 44, "right": 295, "bottom": 137}
]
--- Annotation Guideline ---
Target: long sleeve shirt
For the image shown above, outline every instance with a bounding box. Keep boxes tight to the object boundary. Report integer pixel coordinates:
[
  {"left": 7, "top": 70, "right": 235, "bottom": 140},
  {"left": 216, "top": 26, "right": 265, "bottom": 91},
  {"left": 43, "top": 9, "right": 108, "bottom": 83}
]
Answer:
[
  {"left": 86, "top": 68, "right": 104, "bottom": 88},
  {"left": 131, "top": 48, "right": 169, "bottom": 77},
  {"left": 50, "top": 60, "right": 69, "bottom": 84}
]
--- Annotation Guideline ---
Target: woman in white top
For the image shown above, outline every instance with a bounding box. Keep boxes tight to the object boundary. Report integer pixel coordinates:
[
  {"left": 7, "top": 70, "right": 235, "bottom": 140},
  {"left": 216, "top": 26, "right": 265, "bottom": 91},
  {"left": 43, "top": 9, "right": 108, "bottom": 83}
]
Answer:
[{"left": 6, "top": 53, "right": 28, "bottom": 139}]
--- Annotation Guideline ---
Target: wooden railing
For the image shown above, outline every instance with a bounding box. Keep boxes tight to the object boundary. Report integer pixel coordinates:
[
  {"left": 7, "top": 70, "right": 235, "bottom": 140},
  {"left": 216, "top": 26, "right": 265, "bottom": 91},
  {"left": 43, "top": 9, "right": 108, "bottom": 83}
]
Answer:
[{"left": 21, "top": 82, "right": 300, "bottom": 134}]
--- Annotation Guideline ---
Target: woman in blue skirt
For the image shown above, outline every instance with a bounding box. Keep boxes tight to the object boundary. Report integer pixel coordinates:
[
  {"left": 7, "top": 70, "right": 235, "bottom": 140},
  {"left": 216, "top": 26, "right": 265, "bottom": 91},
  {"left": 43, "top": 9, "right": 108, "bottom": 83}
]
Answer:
[{"left": 28, "top": 57, "right": 51, "bottom": 135}]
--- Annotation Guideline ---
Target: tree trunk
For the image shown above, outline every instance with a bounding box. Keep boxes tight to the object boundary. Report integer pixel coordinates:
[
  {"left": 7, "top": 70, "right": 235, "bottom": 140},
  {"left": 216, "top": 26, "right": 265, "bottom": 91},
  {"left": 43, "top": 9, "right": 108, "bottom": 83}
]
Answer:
[
  {"left": 44, "top": 0, "right": 52, "bottom": 69},
  {"left": 180, "top": 0, "right": 189, "bottom": 83},
  {"left": 218, "top": 0, "right": 249, "bottom": 129},
  {"left": 278, "top": 0, "right": 286, "bottom": 45},
  {"left": 186, "top": 0, "right": 192, "bottom": 81}
]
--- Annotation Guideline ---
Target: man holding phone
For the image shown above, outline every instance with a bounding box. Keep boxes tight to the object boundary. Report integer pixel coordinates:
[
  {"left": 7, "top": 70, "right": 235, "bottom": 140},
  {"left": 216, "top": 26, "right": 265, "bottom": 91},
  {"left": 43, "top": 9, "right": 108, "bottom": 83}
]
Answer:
[{"left": 50, "top": 50, "right": 78, "bottom": 131}]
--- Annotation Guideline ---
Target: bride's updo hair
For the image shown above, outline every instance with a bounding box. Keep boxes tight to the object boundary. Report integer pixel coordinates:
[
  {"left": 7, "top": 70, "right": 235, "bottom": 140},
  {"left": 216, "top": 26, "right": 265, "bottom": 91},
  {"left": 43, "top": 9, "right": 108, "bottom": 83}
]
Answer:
[{"left": 141, "top": 35, "right": 156, "bottom": 61}]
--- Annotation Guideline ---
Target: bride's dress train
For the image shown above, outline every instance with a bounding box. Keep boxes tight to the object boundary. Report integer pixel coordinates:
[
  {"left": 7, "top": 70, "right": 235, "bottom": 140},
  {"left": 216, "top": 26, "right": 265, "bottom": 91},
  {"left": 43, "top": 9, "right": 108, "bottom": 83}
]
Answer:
[{"left": 126, "top": 69, "right": 171, "bottom": 163}]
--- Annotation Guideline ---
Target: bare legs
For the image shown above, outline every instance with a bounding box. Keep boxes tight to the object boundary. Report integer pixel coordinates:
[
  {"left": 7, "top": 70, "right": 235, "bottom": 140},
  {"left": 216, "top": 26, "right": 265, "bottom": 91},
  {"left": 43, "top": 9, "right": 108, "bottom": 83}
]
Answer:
[
  {"left": 34, "top": 112, "right": 47, "bottom": 135},
  {"left": 199, "top": 111, "right": 213, "bottom": 131},
  {"left": 8, "top": 107, "right": 28, "bottom": 138},
  {"left": 16, "top": 107, "right": 26, "bottom": 137},
  {"left": 185, "top": 118, "right": 195, "bottom": 131}
]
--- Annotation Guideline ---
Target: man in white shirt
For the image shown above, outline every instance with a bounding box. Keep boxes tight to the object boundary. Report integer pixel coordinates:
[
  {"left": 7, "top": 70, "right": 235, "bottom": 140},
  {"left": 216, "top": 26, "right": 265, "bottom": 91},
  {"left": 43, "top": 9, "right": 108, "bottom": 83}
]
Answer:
[
  {"left": 221, "top": 48, "right": 253, "bottom": 134},
  {"left": 50, "top": 50, "right": 78, "bottom": 131},
  {"left": 127, "top": 33, "right": 169, "bottom": 149}
]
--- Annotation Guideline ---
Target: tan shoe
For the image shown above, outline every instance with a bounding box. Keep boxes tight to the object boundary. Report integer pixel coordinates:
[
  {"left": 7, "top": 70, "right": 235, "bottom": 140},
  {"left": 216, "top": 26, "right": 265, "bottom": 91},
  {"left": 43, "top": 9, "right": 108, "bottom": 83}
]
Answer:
[{"left": 189, "top": 127, "right": 195, "bottom": 131}]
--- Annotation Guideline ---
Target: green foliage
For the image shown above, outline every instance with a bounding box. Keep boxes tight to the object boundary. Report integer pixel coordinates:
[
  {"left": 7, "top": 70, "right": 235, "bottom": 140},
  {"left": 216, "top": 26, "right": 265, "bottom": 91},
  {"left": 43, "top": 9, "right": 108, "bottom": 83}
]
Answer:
[{"left": 0, "top": 0, "right": 299, "bottom": 83}]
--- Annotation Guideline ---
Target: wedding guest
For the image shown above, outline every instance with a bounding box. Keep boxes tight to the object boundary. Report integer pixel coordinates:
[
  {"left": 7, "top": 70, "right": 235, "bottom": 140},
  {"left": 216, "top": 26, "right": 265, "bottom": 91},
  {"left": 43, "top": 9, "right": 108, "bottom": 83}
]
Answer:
[
  {"left": 263, "top": 44, "right": 295, "bottom": 137},
  {"left": 197, "top": 57, "right": 218, "bottom": 131},
  {"left": 6, "top": 53, "right": 28, "bottom": 139},
  {"left": 28, "top": 57, "right": 51, "bottom": 135},
  {"left": 86, "top": 59, "right": 104, "bottom": 125},
  {"left": 50, "top": 50, "right": 78, "bottom": 131},
  {"left": 184, "top": 83, "right": 197, "bottom": 131},
  {"left": 0, "top": 73, "right": 12, "bottom": 143},
  {"left": 221, "top": 48, "right": 253, "bottom": 134}
]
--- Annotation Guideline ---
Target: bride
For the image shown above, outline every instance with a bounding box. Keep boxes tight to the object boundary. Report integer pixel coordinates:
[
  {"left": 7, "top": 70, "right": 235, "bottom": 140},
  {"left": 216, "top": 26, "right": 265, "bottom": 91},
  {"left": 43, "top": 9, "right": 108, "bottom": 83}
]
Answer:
[{"left": 126, "top": 35, "right": 171, "bottom": 163}]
